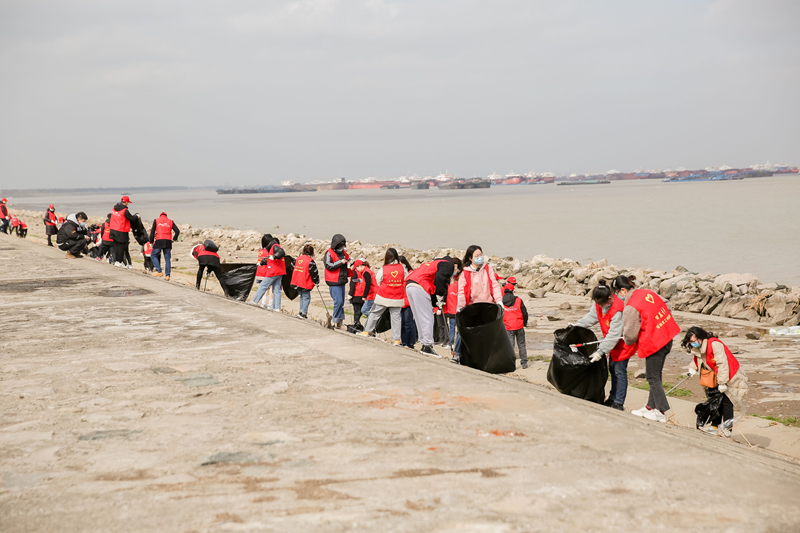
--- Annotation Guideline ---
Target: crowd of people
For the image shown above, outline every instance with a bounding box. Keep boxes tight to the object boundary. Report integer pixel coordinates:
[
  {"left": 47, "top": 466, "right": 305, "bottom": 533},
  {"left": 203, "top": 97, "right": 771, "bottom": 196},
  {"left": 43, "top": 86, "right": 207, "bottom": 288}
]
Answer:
[{"left": 1, "top": 194, "right": 747, "bottom": 437}]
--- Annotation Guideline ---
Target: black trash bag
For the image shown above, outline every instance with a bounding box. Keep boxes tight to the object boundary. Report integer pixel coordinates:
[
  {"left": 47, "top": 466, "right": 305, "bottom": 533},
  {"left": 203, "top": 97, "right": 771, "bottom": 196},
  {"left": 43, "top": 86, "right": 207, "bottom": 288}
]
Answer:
[
  {"left": 375, "top": 308, "right": 392, "bottom": 334},
  {"left": 346, "top": 323, "right": 364, "bottom": 334},
  {"left": 282, "top": 256, "right": 298, "bottom": 301},
  {"left": 88, "top": 246, "right": 102, "bottom": 259},
  {"left": 695, "top": 389, "right": 725, "bottom": 429},
  {"left": 433, "top": 313, "right": 449, "bottom": 345},
  {"left": 547, "top": 325, "right": 608, "bottom": 404},
  {"left": 456, "top": 303, "right": 516, "bottom": 374},
  {"left": 219, "top": 263, "right": 257, "bottom": 301},
  {"left": 131, "top": 217, "right": 149, "bottom": 246}
]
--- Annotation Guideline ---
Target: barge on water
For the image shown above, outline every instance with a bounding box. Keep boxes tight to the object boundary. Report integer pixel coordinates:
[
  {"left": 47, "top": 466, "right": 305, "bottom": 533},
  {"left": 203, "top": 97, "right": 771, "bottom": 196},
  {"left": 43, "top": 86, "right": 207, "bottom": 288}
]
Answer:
[{"left": 557, "top": 180, "right": 611, "bottom": 186}]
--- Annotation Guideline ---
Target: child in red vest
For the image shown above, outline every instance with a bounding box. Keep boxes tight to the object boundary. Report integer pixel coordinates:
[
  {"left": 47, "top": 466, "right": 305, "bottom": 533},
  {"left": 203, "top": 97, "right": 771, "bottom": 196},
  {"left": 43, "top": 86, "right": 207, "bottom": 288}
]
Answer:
[
  {"left": 290, "top": 244, "right": 320, "bottom": 319},
  {"left": 18, "top": 219, "right": 28, "bottom": 238},
  {"left": 501, "top": 277, "right": 529, "bottom": 369},
  {"left": 10, "top": 215, "right": 19, "bottom": 236}
]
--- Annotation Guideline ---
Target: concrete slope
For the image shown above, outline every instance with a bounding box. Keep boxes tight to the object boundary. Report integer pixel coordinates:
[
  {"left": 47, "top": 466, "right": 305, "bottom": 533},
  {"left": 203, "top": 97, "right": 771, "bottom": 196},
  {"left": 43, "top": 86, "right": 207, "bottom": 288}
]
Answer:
[{"left": 1, "top": 237, "right": 799, "bottom": 533}]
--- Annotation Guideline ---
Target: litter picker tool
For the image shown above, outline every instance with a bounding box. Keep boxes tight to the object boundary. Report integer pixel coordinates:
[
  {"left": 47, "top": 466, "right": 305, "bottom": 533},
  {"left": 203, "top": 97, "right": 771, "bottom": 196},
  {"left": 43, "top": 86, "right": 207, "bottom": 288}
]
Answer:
[
  {"left": 569, "top": 337, "right": 622, "bottom": 352},
  {"left": 665, "top": 375, "right": 691, "bottom": 396},
  {"left": 315, "top": 285, "right": 334, "bottom": 329}
]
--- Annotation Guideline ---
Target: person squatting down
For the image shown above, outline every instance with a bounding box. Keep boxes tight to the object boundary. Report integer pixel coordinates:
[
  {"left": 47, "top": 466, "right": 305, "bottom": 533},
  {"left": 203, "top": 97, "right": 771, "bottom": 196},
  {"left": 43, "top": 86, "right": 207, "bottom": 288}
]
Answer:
[
  {"left": 289, "top": 244, "right": 320, "bottom": 319},
  {"left": 681, "top": 326, "right": 749, "bottom": 437},
  {"left": 149, "top": 212, "right": 180, "bottom": 280},
  {"left": 502, "top": 277, "right": 529, "bottom": 369},
  {"left": 57, "top": 212, "right": 90, "bottom": 258},
  {"left": 193, "top": 240, "right": 229, "bottom": 297},
  {"left": 575, "top": 280, "right": 637, "bottom": 410}
]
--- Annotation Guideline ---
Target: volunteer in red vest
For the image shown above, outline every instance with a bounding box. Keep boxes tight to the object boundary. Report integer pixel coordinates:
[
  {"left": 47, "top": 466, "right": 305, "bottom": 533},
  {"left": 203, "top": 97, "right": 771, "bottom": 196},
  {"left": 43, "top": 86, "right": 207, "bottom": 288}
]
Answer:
[
  {"left": 10, "top": 215, "right": 19, "bottom": 236},
  {"left": 95, "top": 214, "right": 114, "bottom": 263},
  {"left": 405, "top": 255, "right": 458, "bottom": 357},
  {"left": 444, "top": 267, "right": 462, "bottom": 359},
  {"left": 44, "top": 205, "right": 58, "bottom": 246},
  {"left": 323, "top": 234, "right": 350, "bottom": 329},
  {"left": 0, "top": 198, "right": 10, "bottom": 234},
  {"left": 457, "top": 245, "right": 503, "bottom": 312},
  {"left": 359, "top": 248, "right": 407, "bottom": 344},
  {"left": 399, "top": 255, "right": 418, "bottom": 348},
  {"left": 109, "top": 195, "right": 138, "bottom": 269},
  {"left": 149, "top": 212, "right": 180, "bottom": 280},
  {"left": 350, "top": 259, "right": 376, "bottom": 328},
  {"left": 142, "top": 241, "right": 154, "bottom": 272},
  {"left": 616, "top": 275, "right": 681, "bottom": 423},
  {"left": 681, "top": 327, "right": 748, "bottom": 437},
  {"left": 18, "top": 219, "right": 28, "bottom": 239},
  {"left": 192, "top": 240, "right": 229, "bottom": 296},
  {"left": 254, "top": 234, "right": 273, "bottom": 287},
  {"left": 575, "top": 280, "right": 636, "bottom": 410},
  {"left": 502, "top": 277, "right": 530, "bottom": 369},
  {"left": 290, "top": 244, "right": 320, "bottom": 319},
  {"left": 249, "top": 235, "right": 286, "bottom": 310}
]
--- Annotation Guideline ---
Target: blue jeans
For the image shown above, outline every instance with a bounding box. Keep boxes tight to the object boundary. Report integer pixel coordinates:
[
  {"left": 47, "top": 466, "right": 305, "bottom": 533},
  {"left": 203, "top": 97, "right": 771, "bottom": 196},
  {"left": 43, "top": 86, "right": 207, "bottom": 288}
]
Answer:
[
  {"left": 329, "top": 285, "right": 345, "bottom": 323},
  {"left": 401, "top": 307, "right": 418, "bottom": 347},
  {"left": 447, "top": 316, "right": 461, "bottom": 354},
  {"left": 361, "top": 299, "right": 374, "bottom": 319},
  {"left": 609, "top": 357, "right": 630, "bottom": 406},
  {"left": 253, "top": 276, "right": 282, "bottom": 309},
  {"left": 151, "top": 247, "right": 172, "bottom": 276},
  {"left": 298, "top": 288, "right": 311, "bottom": 315}
]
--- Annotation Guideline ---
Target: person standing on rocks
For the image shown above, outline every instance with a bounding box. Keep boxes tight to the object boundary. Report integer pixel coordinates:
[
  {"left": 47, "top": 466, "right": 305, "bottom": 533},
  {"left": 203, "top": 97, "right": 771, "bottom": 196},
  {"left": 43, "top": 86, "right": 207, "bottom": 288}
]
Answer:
[
  {"left": 44, "top": 205, "right": 58, "bottom": 246},
  {"left": 323, "top": 234, "right": 351, "bottom": 329},
  {"left": 616, "top": 275, "right": 681, "bottom": 423},
  {"left": 149, "top": 212, "right": 180, "bottom": 280},
  {"left": 57, "top": 212, "right": 90, "bottom": 258},
  {"left": 575, "top": 280, "right": 636, "bottom": 410},
  {"left": 405, "top": 255, "right": 457, "bottom": 357},
  {"left": 192, "top": 240, "right": 229, "bottom": 296},
  {"left": 250, "top": 235, "right": 286, "bottom": 310},
  {"left": 502, "top": 277, "right": 530, "bottom": 369},
  {"left": 109, "top": 195, "right": 138, "bottom": 269},
  {"left": 0, "top": 198, "right": 10, "bottom": 234},
  {"left": 681, "top": 326, "right": 748, "bottom": 437},
  {"left": 290, "top": 244, "right": 319, "bottom": 319},
  {"left": 359, "top": 248, "right": 408, "bottom": 344}
]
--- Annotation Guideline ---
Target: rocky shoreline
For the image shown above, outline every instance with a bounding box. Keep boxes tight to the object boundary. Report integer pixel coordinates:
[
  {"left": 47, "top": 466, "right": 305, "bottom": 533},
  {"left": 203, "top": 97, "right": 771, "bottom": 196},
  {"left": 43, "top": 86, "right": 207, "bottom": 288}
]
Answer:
[{"left": 10, "top": 207, "right": 800, "bottom": 328}]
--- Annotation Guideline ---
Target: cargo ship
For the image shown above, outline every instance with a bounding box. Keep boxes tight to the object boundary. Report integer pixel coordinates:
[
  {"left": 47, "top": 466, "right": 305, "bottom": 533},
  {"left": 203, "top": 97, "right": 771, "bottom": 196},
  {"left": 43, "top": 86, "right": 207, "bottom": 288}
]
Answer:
[{"left": 557, "top": 180, "right": 610, "bottom": 186}]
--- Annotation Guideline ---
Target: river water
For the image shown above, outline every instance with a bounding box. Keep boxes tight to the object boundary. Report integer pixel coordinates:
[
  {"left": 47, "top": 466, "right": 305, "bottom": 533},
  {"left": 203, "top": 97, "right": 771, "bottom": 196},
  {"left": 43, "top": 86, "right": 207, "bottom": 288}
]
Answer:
[{"left": 8, "top": 177, "right": 800, "bottom": 285}]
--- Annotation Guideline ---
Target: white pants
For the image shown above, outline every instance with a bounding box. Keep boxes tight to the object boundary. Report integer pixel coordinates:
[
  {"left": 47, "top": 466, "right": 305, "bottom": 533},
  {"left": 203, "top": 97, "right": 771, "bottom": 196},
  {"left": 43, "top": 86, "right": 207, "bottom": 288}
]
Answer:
[{"left": 406, "top": 284, "right": 435, "bottom": 346}]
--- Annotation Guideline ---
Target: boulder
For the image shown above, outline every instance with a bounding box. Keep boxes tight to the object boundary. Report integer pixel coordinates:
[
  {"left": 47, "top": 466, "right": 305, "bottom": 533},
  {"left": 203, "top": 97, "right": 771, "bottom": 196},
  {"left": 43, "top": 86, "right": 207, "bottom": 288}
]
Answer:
[
  {"left": 701, "top": 295, "right": 724, "bottom": 315},
  {"left": 559, "top": 302, "right": 572, "bottom": 310},
  {"left": 714, "top": 273, "right": 758, "bottom": 291},
  {"left": 529, "top": 289, "right": 547, "bottom": 299},
  {"left": 732, "top": 309, "right": 761, "bottom": 322}
]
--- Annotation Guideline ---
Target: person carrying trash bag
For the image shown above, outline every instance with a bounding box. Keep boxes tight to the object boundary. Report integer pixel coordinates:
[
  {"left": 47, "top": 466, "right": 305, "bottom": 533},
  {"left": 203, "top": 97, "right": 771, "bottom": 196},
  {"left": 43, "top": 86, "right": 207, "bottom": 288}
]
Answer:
[
  {"left": 290, "top": 244, "right": 319, "bottom": 319},
  {"left": 616, "top": 275, "right": 681, "bottom": 423},
  {"left": 501, "top": 277, "right": 529, "bottom": 369},
  {"left": 192, "top": 240, "right": 229, "bottom": 297},
  {"left": 547, "top": 325, "right": 609, "bottom": 403},
  {"left": 250, "top": 235, "right": 286, "bottom": 310},
  {"left": 681, "top": 327, "right": 748, "bottom": 437},
  {"left": 405, "top": 255, "right": 459, "bottom": 357},
  {"left": 323, "top": 234, "right": 351, "bottom": 329},
  {"left": 574, "top": 280, "right": 636, "bottom": 410}
]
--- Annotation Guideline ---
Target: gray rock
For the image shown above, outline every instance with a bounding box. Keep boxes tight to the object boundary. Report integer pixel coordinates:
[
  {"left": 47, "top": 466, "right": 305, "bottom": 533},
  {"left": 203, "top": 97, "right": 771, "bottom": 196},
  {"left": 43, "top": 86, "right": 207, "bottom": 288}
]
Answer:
[
  {"left": 79, "top": 429, "right": 142, "bottom": 441},
  {"left": 529, "top": 289, "right": 547, "bottom": 298},
  {"left": 201, "top": 452, "right": 260, "bottom": 466},
  {"left": 175, "top": 374, "right": 219, "bottom": 387},
  {"left": 559, "top": 302, "right": 572, "bottom": 310},
  {"left": 745, "top": 331, "right": 762, "bottom": 340},
  {"left": 733, "top": 309, "right": 761, "bottom": 322},
  {"left": 546, "top": 312, "right": 561, "bottom": 322},
  {"left": 634, "top": 369, "right": 647, "bottom": 378},
  {"left": 701, "top": 295, "right": 724, "bottom": 315}
]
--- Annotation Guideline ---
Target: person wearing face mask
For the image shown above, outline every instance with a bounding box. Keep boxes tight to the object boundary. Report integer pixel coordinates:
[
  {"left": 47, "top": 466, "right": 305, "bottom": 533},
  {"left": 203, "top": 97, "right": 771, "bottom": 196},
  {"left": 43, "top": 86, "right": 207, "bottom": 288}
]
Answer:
[
  {"left": 615, "top": 275, "right": 681, "bottom": 423},
  {"left": 680, "top": 327, "right": 748, "bottom": 437},
  {"left": 44, "top": 205, "right": 58, "bottom": 246},
  {"left": 323, "top": 234, "right": 351, "bottom": 329},
  {"left": 457, "top": 245, "right": 503, "bottom": 312},
  {"left": 56, "top": 212, "right": 90, "bottom": 258},
  {"left": 574, "top": 280, "right": 636, "bottom": 410}
]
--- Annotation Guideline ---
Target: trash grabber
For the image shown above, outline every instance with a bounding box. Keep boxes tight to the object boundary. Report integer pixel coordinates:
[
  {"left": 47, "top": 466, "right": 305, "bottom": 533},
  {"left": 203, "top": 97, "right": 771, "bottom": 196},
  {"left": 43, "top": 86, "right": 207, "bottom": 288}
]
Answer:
[
  {"left": 315, "top": 285, "right": 334, "bottom": 329},
  {"left": 569, "top": 337, "right": 622, "bottom": 352},
  {"left": 665, "top": 375, "right": 691, "bottom": 396}
]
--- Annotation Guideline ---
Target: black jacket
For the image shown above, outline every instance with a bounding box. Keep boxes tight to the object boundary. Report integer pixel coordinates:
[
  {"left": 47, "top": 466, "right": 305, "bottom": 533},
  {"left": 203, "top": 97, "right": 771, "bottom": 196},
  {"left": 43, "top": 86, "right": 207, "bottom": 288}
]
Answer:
[
  {"left": 109, "top": 203, "right": 138, "bottom": 243},
  {"left": 149, "top": 219, "right": 181, "bottom": 250},
  {"left": 57, "top": 219, "right": 87, "bottom": 247},
  {"left": 323, "top": 234, "right": 349, "bottom": 286},
  {"left": 503, "top": 288, "right": 528, "bottom": 326}
]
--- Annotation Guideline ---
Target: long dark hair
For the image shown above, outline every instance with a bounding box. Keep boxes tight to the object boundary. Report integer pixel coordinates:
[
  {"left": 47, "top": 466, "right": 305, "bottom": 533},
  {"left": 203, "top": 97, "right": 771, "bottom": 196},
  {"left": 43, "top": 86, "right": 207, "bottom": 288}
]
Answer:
[
  {"left": 611, "top": 274, "right": 636, "bottom": 292},
  {"left": 451, "top": 257, "right": 463, "bottom": 276},
  {"left": 591, "top": 280, "right": 613, "bottom": 304},
  {"left": 384, "top": 247, "right": 399, "bottom": 266},
  {"left": 399, "top": 255, "right": 413, "bottom": 272},
  {"left": 261, "top": 233, "right": 273, "bottom": 249},
  {"left": 463, "top": 245, "right": 482, "bottom": 267},
  {"left": 680, "top": 326, "right": 717, "bottom": 349}
]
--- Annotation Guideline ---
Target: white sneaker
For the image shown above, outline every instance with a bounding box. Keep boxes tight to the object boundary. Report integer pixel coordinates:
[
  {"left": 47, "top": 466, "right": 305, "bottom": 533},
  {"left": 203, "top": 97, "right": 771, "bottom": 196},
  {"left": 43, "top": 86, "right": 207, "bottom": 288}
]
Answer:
[
  {"left": 642, "top": 408, "right": 667, "bottom": 423},
  {"left": 631, "top": 406, "right": 650, "bottom": 418},
  {"left": 246, "top": 300, "right": 258, "bottom": 306},
  {"left": 114, "top": 262, "right": 123, "bottom": 267},
  {"left": 125, "top": 265, "right": 132, "bottom": 270}
]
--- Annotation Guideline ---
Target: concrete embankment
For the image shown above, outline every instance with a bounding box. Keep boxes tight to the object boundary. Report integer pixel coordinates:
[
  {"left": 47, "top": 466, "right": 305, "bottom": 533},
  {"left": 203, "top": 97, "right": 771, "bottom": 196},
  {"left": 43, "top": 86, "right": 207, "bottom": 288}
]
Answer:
[{"left": 3, "top": 235, "right": 800, "bottom": 532}]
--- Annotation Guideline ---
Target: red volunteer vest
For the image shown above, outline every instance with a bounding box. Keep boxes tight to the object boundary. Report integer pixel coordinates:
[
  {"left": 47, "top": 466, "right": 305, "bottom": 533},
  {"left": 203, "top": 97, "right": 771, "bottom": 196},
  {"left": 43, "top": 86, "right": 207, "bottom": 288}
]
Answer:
[
  {"left": 193, "top": 245, "right": 219, "bottom": 259},
  {"left": 102, "top": 222, "right": 112, "bottom": 242},
  {"left": 20, "top": 221, "right": 27, "bottom": 229},
  {"left": 462, "top": 266, "right": 493, "bottom": 306},
  {"left": 266, "top": 244, "right": 286, "bottom": 276},
  {"left": 109, "top": 207, "right": 131, "bottom": 232},
  {"left": 256, "top": 248, "right": 270, "bottom": 278},
  {"left": 290, "top": 255, "right": 315, "bottom": 290},
  {"left": 45, "top": 211, "right": 57, "bottom": 227},
  {"left": 406, "top": 259, "right": 448, "bottom": 295},
  {"left": 443, "top": 280, "right": 458, "bottom": 315},
  {"left": 143, "top": 242, "right": 152, "bottom": 256},
  {"left": 502, "top": 295, "right": 524, "bottom": 331},
  {"left": 597, "top": 295, "right": 637, "bottom": 362},
  {"left": 324, "top": 248, "right": 350, "bottom": 284},
  {"left": 704, "top": 338, "right": 740, "bottom": 380},
  {"left": 363, "top": 268, "right": 377, "bottom": 300},
  {"left": 154, "top": 215, "right": 173, "bottom": 241},
  {"left": 378, "top": 263, "right": 406, "bottom": 300},
  {"left": 625, "top": 289, "right": 680, "bottom": 358},
  {"left": 11, "top": 217, "right": 18, "bottom": 226},
  {"left": 0, "top": 204, "right": 7, "bottom": 217}
]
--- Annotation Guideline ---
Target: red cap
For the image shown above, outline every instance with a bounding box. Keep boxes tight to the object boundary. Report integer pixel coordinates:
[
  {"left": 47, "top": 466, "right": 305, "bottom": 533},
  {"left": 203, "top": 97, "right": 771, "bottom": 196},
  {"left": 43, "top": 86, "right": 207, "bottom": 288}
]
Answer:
[
  {"left": 506, "top": 276, "right": 517, "bottom": 285},
  {"left": 48, "top": 204, "right": 54, "bottom": 209},
  {"left": 352, "top": 259, "right": 364, "bottom": 269},
  {"left": 1, "top": 198, "right": 6, "bottom": 203},
  {"left": 121, "top": 195, "right": 132, "bottom": 203}
]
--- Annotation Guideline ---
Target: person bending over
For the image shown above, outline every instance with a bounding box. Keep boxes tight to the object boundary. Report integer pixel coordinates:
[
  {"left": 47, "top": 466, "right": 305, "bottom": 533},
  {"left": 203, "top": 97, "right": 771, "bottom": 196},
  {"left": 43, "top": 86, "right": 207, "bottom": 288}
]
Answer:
[
  {"left": 193, "top": 240, "right": 229, "bottom": 296},
  {"left": 57, "top": 212, "right": 90, "bottom": 258}
]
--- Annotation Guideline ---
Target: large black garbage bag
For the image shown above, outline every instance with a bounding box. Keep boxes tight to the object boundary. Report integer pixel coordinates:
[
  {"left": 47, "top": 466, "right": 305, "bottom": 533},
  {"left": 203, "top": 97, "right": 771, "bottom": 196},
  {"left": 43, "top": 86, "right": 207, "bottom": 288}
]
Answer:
[
  {"left": 220, "top": 263, "right": 257, "bottom": 301},
  {"left": 131, "top": 217, "right": 149, "bottom": 246},
  {"left": 282, "top": 256, "right": 298, "bottom": 301},
  {"left": 433, "top": 313, "right": 449, "bottom": 345},
  {"left": 456, "top": 303, "right": 516, "bottom": 374},
  {"left": 547, "top": 325, "right": 608, "bottom": 404},
  {"left": 695, "top": 390, "right": 725, "bottom": 429},
  {"left": 375, "top": 308, "right": 392, "bottom": 334}
]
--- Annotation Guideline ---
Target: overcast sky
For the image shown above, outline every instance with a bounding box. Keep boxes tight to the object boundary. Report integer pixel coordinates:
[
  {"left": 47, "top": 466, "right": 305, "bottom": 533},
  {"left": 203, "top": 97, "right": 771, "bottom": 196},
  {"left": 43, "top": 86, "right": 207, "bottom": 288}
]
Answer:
[{"left": 1, "top": 0, "right": 798, "bottom": 187}]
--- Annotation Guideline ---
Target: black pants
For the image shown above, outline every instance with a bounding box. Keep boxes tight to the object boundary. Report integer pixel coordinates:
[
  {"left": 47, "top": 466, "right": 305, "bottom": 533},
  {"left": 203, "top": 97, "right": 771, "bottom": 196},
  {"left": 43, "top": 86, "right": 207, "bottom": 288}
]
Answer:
[
  {"left": 112, "top": 242, "right": 130, "bottom": 265},
  {"left": 47, "top": 234, "right": 54, "bottom": 246},
  {"left": 645, "top": 340, "right": 672, "bottom": 413},
  {"left": 0, "top": 219, "right": 8, "bottom": 234},
  {"left": 97, "top": 243, "right": 111, "bottom": 261},
  {"left": 10, "top": 226, "right": 17, "bottom": 236},
  {"left": 196, "top": 265, "right": 229, "bottom": 296},
  {"left": 352, "top": 301, "right": 363, "bottom": 326},
  {"left": 710, "top": 392, "right": 735, "bottom": 426},
  {"left": 59, "top": 239, "right": 88, "bottom": 256},
  {"left": 18, "top": 228, "right": 27, "bottom": 238},
  {"left": 144, "top": 256, "right": 153, "bottom": 271},
  {"left": 401, "top": 306, "right": 418, "bottom": 347}
]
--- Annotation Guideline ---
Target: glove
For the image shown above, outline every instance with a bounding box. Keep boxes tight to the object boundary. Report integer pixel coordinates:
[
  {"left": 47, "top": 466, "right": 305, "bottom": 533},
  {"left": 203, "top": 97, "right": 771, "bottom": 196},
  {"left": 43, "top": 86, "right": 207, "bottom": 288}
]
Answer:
[
  {"left": 259, "top": 259, "right": 267, "bottom": 266},
  {"left": 498, "top": 301, "right": 505, "bottom": 310},
  {"left": 687, "top": 367, "right": 696, "bottom": 378},
  {"left": 719, "top": 384, "right": 728, "bottom": 393},
  {"left": 568, "top": 323, "right": 575, "bottom": 327},
  {"left": 589, "top": 351, "right": 602, "bottom": 363}
]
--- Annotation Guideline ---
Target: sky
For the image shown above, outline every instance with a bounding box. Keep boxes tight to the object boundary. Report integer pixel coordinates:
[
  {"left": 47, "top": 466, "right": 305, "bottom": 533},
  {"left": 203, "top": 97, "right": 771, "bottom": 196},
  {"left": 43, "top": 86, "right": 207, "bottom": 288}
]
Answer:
[{"left": 1, "top": 0, "right": 799, "bottom": 187}]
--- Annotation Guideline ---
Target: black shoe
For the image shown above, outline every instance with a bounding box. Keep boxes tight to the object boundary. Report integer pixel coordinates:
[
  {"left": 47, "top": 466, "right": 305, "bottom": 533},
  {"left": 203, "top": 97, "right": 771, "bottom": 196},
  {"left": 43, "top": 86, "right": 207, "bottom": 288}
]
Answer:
[
  {"left": 602, "top": 397, "right": 614, "bottom": 407},
  {"left": 521, "top": 363, "right": 528, "bottom": 369},
  {"left": 450, "top": 355, "right": 461, "bottom": 365},
  {"left": 610, "top": 403, "right": 624, "bottom": 411},
  {"left": 420, "top": 345, "right": 441, "bottom": 358}
]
